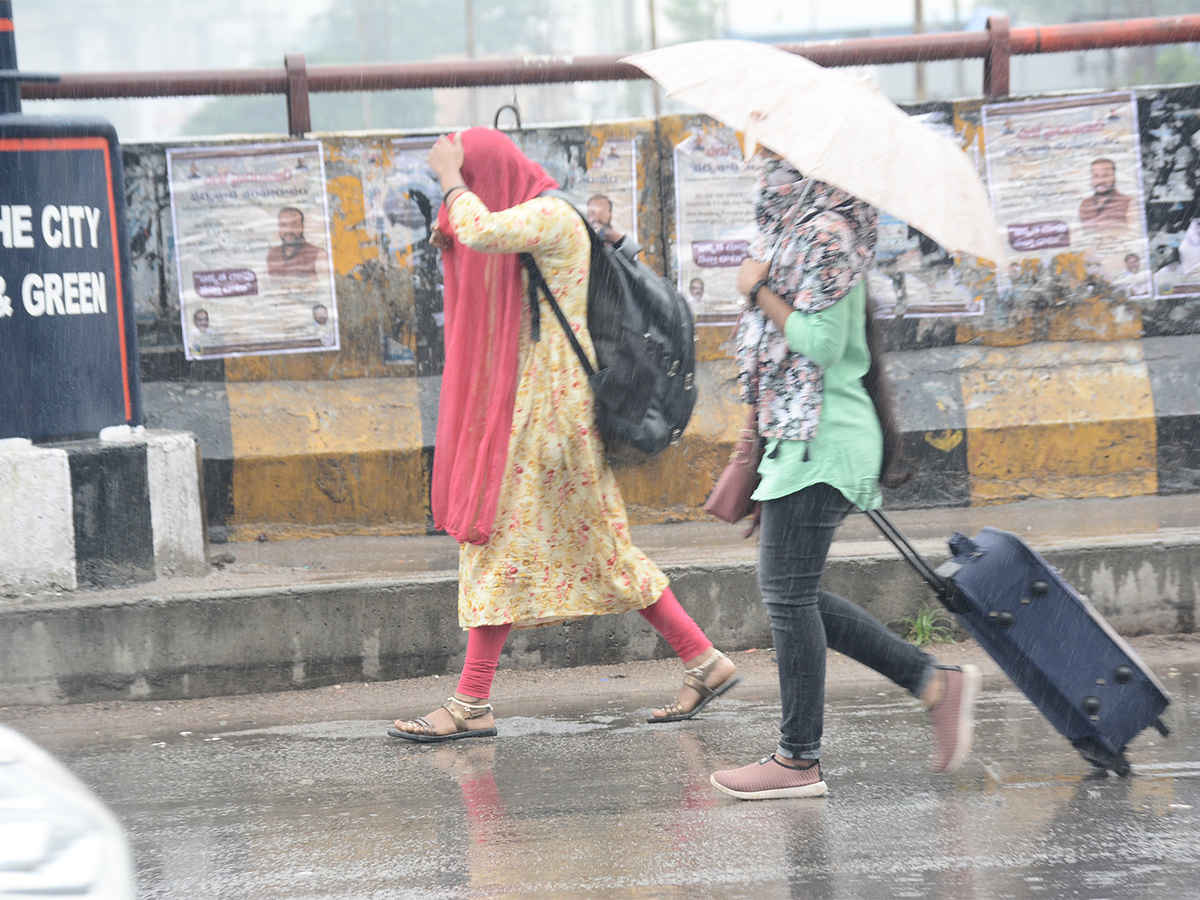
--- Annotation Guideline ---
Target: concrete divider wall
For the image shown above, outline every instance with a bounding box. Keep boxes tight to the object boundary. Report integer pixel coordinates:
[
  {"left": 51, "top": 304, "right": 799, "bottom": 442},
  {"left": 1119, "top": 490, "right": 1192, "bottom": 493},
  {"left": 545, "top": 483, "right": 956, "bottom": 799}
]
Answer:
[{"left": 121, "top": 87, "right": 1200, "bottom": 540}]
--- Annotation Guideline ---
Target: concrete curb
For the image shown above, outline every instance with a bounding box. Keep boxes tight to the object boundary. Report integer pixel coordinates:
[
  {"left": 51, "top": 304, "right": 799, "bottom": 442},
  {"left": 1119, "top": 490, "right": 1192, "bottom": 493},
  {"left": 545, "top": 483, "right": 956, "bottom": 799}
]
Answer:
[{"left": 3, "top": 530, "right": 1196, "bottom": 706}]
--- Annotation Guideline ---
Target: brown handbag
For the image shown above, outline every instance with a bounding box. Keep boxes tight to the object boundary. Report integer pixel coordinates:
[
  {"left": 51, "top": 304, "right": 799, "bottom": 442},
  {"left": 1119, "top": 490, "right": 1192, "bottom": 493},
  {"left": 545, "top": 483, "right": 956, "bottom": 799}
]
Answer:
[{"left": 704, "top": 406, "right": 763, "bottom": 526}]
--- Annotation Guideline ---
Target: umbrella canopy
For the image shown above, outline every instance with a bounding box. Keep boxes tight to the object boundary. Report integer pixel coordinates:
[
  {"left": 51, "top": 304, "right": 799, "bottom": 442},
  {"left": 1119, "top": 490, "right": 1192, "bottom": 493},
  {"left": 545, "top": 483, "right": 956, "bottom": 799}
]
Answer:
[{"left": 624, "top": 40, "right": 1004, "bottom": 262}]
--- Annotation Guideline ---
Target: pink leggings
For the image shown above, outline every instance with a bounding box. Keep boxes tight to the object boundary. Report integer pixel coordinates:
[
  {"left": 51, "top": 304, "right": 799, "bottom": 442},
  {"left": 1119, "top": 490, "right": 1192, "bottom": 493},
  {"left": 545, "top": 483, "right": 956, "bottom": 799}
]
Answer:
[{"left": 456, "top": 587, "right": 711, "bottom": 699}]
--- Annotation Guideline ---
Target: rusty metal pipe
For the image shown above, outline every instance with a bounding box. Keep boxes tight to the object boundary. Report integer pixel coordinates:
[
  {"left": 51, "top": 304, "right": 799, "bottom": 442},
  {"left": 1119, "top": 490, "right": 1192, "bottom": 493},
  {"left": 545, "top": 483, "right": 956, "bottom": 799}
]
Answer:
[
  {"left": 19, "top": 57, "right": 648, "bottom": 99},
  {"left": 778, "top": 32, "right": 990, "bottom": 67},
  {"left": 19, "top": 14, "right": 1200, "bottom": 102},
  {"left": 22, "top": 69, "right": 286, "bottom": 100},
  {"left": 307, "top": 57, "right": 647, "bottom": 92},
  {"left": 1010, "top": 15, "right": 1200, "bottom": 55},
  {"left": 985, "top": 14, "right": 1011, "bottom": 99}
]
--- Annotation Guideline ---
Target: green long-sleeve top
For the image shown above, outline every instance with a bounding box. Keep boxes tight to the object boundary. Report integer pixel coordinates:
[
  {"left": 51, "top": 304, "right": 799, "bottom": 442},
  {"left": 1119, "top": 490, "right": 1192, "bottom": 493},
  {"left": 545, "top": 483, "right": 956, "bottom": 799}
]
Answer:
[{"left": 751, "top": 280, "right": 883, "bottom": 511}]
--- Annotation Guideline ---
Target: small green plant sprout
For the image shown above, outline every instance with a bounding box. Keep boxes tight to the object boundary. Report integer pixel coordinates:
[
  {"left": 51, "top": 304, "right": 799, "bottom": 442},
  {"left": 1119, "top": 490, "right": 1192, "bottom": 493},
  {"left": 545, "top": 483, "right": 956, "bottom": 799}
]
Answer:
[{"left": 899, "top": 604, "right": 956, "bottom": 646}]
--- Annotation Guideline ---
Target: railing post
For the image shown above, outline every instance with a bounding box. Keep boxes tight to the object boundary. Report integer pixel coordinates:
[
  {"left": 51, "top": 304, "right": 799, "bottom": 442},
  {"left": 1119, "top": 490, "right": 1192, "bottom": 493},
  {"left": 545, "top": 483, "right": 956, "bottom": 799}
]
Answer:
[
  {"left": 285, "top": 53, "right": 311, "bottom": 137},
  {"left": 984, "top": 14, "right": 1011, "bottom": 99}
]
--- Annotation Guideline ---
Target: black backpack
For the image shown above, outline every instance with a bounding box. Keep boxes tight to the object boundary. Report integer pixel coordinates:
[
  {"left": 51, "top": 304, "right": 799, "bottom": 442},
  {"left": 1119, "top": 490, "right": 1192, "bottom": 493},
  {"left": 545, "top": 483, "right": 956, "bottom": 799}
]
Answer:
[{"left": 519, "top": 197, "right": 697, "bottom": 464}]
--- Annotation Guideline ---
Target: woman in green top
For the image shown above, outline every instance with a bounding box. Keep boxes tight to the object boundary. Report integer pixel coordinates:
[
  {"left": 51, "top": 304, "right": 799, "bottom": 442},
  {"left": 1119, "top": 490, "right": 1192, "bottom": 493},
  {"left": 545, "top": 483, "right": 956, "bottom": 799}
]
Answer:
[{"left": 709, "top": 152, "right": 981, "bottom": 801}]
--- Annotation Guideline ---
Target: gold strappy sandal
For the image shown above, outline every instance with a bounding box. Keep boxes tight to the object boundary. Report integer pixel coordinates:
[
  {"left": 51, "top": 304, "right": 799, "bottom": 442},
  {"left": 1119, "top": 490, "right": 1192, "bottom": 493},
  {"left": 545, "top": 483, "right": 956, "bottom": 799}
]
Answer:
[
  {"left": 388, "top": 697, "right": 498, "bottom": 743},
  {"left": 648, "top": 649, "right": 743, "bottom": 723}
]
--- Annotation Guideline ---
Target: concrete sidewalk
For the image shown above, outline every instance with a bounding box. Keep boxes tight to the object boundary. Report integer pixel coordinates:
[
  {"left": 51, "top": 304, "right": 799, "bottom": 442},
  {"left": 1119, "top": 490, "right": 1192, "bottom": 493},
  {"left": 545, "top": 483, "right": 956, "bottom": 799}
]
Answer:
[{"left": 3, "top": 494, "right": 1199, "bottom": 706}]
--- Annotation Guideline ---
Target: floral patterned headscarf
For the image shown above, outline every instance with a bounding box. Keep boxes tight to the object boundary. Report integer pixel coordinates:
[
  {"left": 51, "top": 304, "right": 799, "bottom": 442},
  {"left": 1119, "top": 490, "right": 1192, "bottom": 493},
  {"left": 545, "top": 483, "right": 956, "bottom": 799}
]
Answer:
[{"left": 736, "top": 155, "right": 878, "bottom": 444}]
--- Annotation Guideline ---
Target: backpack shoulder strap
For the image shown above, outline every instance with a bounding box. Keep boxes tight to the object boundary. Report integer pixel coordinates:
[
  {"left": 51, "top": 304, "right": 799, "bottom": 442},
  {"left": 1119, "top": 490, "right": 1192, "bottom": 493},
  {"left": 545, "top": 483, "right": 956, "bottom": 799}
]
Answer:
[{"left": 517, "top": 251, "right": 597, "bottom": 378}]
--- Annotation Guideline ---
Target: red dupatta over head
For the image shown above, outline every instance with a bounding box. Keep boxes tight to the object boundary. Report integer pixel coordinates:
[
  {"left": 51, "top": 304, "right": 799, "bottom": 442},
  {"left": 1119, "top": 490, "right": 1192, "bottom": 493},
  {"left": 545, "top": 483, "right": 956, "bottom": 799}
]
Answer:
[{"left": 432, "top": 127, "right": 558, "bottom": 544}]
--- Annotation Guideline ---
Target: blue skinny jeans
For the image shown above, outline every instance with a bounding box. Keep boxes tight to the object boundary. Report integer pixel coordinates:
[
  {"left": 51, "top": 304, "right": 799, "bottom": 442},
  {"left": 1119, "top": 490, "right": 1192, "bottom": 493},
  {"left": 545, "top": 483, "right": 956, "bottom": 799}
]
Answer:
[{"left": 759, "top": 482, "right": 936, "bottom": 760}]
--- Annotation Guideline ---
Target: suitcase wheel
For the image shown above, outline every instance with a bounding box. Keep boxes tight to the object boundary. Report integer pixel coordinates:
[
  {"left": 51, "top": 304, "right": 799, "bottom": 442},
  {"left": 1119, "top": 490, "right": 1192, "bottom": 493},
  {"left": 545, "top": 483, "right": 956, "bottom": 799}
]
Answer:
[{"left": 1073, "top": 738, "right": 1132, "bottom": 777}]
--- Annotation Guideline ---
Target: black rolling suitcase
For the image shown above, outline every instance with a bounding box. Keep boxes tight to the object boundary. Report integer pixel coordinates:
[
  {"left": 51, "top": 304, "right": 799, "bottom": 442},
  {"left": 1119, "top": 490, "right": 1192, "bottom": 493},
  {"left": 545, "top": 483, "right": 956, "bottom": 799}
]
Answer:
[{"left": 867, "top": 510, "right": 1170, "bottom": 775}]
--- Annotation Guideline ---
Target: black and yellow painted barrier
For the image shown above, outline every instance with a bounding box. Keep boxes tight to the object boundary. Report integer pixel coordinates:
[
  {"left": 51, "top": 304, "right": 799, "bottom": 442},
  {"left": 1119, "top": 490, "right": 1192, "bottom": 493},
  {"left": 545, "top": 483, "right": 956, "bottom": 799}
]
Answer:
[{"left": 884, "top": 335, "right": 1200, "bottom": 509}]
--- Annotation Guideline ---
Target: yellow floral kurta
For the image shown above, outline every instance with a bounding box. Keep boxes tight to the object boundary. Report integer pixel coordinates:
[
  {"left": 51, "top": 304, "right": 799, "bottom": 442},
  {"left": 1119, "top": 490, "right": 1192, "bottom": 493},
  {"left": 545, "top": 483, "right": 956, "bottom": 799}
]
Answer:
[{"left": 447, "top": 192, "right": 669, "bottom": 628}]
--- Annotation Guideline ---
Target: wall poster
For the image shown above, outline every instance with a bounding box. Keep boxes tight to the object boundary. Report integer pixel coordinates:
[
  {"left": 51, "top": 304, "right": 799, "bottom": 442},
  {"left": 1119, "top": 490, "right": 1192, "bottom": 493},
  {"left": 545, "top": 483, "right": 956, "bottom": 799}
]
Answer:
[
  {"left": 379, "top": 136, "right": 442, "bottom": 366},
  {"left": 166, "top": 141, "right": 338, "bottom": 360},
  {"left": 1140, "top": 86, "right": 1200, "bottom": 299},
  {"left": 981, "top": 92, "right": 1152, "bottom": 302},
  {"left": 672, "top": 127, "right": 757, "bottom": 320},
  {"left": 868, "top": 107, "right": 986, "bottom": 318},
  {"left": 568, "top": 138, "right": 638, "bottom": 250}
]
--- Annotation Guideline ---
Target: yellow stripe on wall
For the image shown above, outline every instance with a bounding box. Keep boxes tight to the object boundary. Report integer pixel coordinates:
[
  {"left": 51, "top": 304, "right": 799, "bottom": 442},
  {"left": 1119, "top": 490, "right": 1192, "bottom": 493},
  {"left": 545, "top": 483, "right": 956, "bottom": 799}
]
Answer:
[
  {"left": 227, "top": 379, "right": 427, "bottom": 529},
  {"left": 961, "top": 341, "right": 1158, "bottom": 504}
]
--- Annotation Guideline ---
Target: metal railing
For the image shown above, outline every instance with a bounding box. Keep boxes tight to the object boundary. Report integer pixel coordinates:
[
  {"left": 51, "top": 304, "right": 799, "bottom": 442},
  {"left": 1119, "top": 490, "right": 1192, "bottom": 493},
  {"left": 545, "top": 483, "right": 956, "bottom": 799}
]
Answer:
[{"left": 19, "top": 14, "right": 1200, "bottom": 137}]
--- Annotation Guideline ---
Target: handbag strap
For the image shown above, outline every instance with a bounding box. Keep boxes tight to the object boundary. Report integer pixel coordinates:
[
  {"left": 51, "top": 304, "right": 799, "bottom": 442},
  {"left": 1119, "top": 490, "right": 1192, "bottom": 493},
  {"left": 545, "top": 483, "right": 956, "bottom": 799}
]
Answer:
[{"left": 518, "top": 251, "right": 597, "bottom": 379}]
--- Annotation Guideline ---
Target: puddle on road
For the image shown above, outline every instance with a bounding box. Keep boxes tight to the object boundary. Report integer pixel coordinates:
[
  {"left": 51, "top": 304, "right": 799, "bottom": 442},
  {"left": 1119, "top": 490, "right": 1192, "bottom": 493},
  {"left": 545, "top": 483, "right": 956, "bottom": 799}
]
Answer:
[
  {"left": 218, "top": 713, "right": 637, "bottom": 741},
  {"left": 489, "top": 715, "right": 615, "bottom": 737}
]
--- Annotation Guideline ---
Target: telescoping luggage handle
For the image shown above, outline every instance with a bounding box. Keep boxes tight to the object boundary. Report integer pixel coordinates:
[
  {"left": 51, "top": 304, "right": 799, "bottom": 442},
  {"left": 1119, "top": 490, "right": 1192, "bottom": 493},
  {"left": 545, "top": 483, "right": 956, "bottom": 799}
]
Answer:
[{"left": 865, "top": 509, "right": 971, "bottom": 615}]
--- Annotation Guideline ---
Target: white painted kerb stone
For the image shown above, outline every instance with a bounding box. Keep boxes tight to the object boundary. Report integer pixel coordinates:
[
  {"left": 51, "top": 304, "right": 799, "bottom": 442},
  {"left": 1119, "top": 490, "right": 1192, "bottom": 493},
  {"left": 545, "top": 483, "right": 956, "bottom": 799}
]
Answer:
[
  {"left": 147, "top": 432, "right": 207, "bottom": 577},
  {"left": 0, "top": 439, "right": 76, "bottom": 591},
  {"left": 101, "top": 427, "right": 207, "bottom": 577}
]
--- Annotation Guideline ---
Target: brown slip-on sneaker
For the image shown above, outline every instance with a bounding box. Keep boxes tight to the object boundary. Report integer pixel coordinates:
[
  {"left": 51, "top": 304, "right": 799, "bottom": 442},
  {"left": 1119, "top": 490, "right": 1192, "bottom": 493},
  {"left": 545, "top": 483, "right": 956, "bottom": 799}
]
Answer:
[
  {"left": 710, "top": 756, "right": 827, "bottom": 800},
  {"left": 929, "top": 664, "right": 981, "bottom": 774}
]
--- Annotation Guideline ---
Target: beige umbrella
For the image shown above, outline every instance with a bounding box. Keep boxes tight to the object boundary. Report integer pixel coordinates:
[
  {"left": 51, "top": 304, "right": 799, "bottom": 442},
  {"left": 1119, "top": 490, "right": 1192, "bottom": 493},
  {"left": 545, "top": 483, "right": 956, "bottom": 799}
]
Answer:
[{"left": 623, "top": 40, "right": 1004, "bottom": 262}]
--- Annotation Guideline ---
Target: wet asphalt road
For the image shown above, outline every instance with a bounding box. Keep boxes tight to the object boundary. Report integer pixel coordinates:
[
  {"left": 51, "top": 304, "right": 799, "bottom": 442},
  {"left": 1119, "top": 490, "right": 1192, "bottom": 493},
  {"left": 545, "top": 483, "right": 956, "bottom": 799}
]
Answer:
[{"left": 4, "top": 639, "right": 1199, "bottom": 900}]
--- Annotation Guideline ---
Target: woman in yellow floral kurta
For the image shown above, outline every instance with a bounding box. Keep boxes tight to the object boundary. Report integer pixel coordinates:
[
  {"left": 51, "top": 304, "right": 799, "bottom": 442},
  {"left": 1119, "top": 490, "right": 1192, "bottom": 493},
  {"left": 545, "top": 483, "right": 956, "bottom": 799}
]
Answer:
[
  {"left": 390, "top": 128, "right": 740, "bottom": 742},
  {"left": 455, "top": 186, "right": 667, "bottom": 626}
]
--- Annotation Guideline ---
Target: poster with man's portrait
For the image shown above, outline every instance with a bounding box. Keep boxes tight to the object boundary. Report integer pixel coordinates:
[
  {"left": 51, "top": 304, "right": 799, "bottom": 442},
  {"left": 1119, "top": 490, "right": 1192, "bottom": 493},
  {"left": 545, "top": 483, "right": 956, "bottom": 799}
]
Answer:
[
  {"left": 567, "top": 139, "right": 638, "bottom": 249},
  {"left": 166, "top": 141, "right": 338, "bottom": 360},
  {"left": 981, "top": 92, "right": 1152, "bottom": 301}
]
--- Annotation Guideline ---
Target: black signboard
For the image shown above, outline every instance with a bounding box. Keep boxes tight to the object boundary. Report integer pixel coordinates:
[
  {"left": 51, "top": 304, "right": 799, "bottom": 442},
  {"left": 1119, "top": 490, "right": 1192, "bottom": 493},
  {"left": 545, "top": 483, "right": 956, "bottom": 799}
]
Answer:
[{"left": 0, "top": 116, "right": 141, "bottom": 440}]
